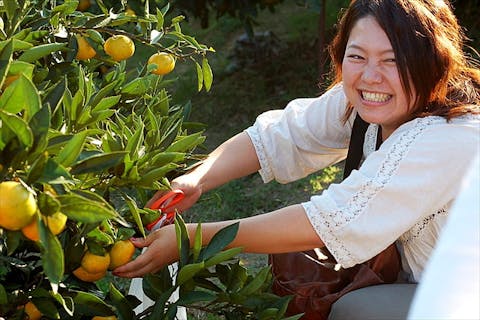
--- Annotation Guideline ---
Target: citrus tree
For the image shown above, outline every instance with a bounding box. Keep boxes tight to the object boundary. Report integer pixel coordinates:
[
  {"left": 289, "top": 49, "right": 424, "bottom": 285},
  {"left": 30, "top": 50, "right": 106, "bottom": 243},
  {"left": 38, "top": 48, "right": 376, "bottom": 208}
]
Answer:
[{"left": 0, "top": 1, "right": 299, "bottom": 319}]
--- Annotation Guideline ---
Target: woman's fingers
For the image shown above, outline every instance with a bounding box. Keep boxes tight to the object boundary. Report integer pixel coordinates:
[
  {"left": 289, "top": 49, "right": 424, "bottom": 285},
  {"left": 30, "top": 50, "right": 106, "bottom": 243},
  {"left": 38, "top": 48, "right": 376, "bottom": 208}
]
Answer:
[
  {"left": 113, "top": 248, "right": 157, "bottom": 278},
  {"left": 113, "top": 225, "right": 178, "bottom": 278}
]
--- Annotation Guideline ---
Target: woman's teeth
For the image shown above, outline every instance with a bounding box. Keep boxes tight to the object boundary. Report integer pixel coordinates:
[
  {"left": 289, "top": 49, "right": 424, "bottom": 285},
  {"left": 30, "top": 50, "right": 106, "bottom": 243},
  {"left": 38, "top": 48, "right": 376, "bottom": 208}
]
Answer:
[{"left": 361, "top": 91, "right": 391, "bottom": 102}]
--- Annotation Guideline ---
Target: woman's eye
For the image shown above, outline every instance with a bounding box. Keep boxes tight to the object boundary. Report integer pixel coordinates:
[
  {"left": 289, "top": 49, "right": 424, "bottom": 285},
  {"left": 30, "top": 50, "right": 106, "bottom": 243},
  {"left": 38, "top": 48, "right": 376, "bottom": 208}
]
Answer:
[
  {"left": 384, "top": 58, "right": 396, "bottom": 63},
  {"left": 347, "top": 54, "right": 363, "bottom": 60}
]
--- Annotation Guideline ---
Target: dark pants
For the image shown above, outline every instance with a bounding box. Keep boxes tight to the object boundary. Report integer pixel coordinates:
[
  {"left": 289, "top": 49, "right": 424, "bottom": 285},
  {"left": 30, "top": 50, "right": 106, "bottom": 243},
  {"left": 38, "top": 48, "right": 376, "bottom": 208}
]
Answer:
[{"left": 328, "top": 284, "right": 417, "bottom": 320}]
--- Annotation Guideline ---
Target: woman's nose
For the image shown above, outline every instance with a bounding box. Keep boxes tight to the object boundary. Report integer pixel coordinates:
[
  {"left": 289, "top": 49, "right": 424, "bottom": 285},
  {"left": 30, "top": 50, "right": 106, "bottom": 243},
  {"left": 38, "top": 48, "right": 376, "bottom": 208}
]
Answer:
[{"left": 361, "top": 63, "right": 382, "bottom": 84}]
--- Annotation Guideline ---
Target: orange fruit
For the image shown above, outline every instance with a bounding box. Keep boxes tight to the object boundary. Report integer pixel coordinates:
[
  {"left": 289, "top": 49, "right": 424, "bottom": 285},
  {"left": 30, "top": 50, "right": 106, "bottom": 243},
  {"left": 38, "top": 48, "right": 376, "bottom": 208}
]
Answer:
[
  {"left": 22, "top": 211, "right": 68, "bottom": 241},
  {"left": 0, "top": 181, "right": 37, "bottom": 231},
  {"left": 92, "top": 316, "right": 117, "bottom": 320},
  {"left": 109, "top": 240, "right": 136, "bottom": 270},
  {"left": 103, "top": 35, "right": 135, "bottom": 62},
  {"left": 24, "top": 301, "right": 42, "bottom": 320},
  {"left": 147, "top": 52, "right": 176, "bottom": 75},
  {"left": 76, "top": 35, "right": 96, "bottom": 60},
  {"left": 73, "top": 266, "right": 106, "bottom": 282},
  {"left": 77, "top": 0, "right": 91, "bottom": 11},
  {"left": 81, "top": 251, "right": 111, "bottom": 273}
]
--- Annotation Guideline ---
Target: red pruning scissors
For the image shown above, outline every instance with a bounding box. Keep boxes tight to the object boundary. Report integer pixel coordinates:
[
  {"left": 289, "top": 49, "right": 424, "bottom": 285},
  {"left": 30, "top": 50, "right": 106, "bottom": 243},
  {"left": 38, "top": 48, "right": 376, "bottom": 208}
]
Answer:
[{"left": 146, "top": 189, "right": 185, "bottom": 231}]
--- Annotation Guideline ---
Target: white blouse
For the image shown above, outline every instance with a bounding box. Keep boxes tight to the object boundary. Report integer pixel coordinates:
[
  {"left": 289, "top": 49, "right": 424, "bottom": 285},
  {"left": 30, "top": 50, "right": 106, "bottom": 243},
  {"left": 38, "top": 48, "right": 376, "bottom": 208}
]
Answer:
[{"left": 245, "top": 84, "right": 480, "bottom": 282}]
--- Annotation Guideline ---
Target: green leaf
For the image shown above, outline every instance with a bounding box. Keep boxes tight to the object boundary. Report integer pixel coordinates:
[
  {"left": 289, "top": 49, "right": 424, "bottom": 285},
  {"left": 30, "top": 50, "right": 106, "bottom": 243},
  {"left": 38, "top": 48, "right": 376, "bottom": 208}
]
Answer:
[
  {"left": 202, "top": 57, "right": 213, "bottom": 92},
  {"left": 176, "top": 261, "right": 205, "bottom": 286},
  {"left": 125, "top": 121, "right": 144, "bottom": 159},
  {"left": 28, "top": 103, "right": 50, "bottom": 159},
  {"left": 258, "top": 307, "right": 279, "bottom": 320},
  {"left": 178, "top": 290, "right": 216, "bottom": 305},
  {"left": 85, "top": 29, "right": 105, "bottom": 44},
  {"left": 72, "top": 291, "right": 115, "bottom": 317},
  {"left": 199, "top": 222, "right": 239, "bottom": 261},
  {"left": 89, "top": 80, "right": 120, "bottom": 108},
  {"left": 91, "top": 95, "right": 121, "bottom": 112},
  {"left": 57, "top": 194, "right": 119, "bottom": 223},
  {"left": 5, "top": 230, "right": 22, "bottom": 255},
  {"left": 149, "top": 287, "right": 176, "bottom": 319},
  {"left": 70, "top": 151, "right": 127, "bottom": 175},
  {"left": 108, "top": 283, "right": 135, "bottom": 320},
  {"left": 45, "top": 77, "right": 66, "bottom": 114},
  {"left": 143, "top": 151, "right": 185, "bottom": 168},
  {"left": 0, "top": 110, "right": 33, "bottom": 147},
  {"left": 238, "top": 265, "right": 271, "bottom": 295},
  {"left": 0, "top": 284, "right": 7, "bottom": 305},
  {"left": 37, "top": 191, "right": 61, "bottom": 216},
  {"left": 124, "top": 193, "right": 146, "bottom": 238},
  {"left": 144, "top": 269, "right": 175, "bottom": 299},
  {"left": 18, "top": 43, "right": 67, "bottom": 63},
  {"left": 37, "top": 158, "right": 73, "bottom": 184},
  {"left": 137, "top": 163, "right": 178, "bottom": 188},
  {"left": 0, "top": 38, "right": 13, "bottom": 86},
  {"left": 204, "top": 247, "right": 243, "bottom": 268},
  {"left": 52, "top": 0, "right": 77, "bottom": 14},
  {"left": 121, "top": 78, "right": 148, "bottom": 96},
  {"left": 51, "top": 292, "right": 74, "bottom": 317},
  {"left": 0, "top": 74, "right": 41, "bottom": 120},
  {"left": 8, "top": 60, "right": 34, "bottom": 77},
  {"left": 86, "top": 227, "right": 114, "bottom": 246},
  {"left": 174, "top": 214, "right": 190, "bottom": 267},
  {"left": 165, "top": 131, "right": 205, "bottom": 152},
  {"left": 192, "top": 223, "right": 202, "bottom": 262},
  {"left": 39, "top": 224, "right": 65, "bottom": 286},
  {"left": 27, "top": 151, "right": 48, "bottom": 184},
  {"left": 55, "top": 129, "right": 100, "bottom": 167},
  {"left": 30, "top": 297, "right": 60, "bottom": 319},
  {"left": 194, "top": 60, "right": 203, "bottom": 92}
]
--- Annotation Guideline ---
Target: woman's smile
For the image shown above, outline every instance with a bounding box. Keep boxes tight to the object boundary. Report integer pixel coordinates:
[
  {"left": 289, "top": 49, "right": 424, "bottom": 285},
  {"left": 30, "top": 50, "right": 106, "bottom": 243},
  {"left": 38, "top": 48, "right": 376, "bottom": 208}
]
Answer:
[{"left": 360, "top": 90, "right": 393, "bottom": 104}]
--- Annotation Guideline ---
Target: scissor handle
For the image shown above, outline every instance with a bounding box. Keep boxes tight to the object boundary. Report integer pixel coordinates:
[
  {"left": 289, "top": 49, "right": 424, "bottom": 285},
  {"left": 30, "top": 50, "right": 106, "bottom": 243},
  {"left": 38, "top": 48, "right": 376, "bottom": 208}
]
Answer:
[
  {"left": 149, "top": 189, "right": 185, "bottom": 211},
  {"left": 146, "top": 190, "right": 185, "bottom": 231}
]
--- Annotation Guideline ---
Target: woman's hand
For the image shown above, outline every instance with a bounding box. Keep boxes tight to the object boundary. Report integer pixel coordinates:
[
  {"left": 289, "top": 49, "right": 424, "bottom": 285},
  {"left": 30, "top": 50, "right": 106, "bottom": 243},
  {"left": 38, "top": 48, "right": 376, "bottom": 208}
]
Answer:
[
  {"left": 145, "top": 173, "right": 203, "bottom": 212},
  {"left": 113, "top": 224, "right": 178, "bottom": 278}
]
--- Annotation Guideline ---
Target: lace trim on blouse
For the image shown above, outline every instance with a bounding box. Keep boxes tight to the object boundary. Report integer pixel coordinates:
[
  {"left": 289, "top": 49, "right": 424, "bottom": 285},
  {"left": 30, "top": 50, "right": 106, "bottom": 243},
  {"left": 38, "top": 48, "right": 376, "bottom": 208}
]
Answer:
[
  {"left": 245, "top": 126, "right": 274, "bottom": 182},
  {"left": 304, "top": 117, "right": 436, "bottom": 267},
  {"left": 364, "top": 124, "right": 379, "bottom": 156},
  {"left": 400, "top": 206, "right": 449, "bottom": 244}
]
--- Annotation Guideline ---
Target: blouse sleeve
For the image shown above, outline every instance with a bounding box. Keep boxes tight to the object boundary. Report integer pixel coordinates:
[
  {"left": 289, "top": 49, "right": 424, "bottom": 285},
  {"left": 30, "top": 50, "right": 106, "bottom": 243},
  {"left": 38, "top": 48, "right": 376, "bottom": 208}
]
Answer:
[
  {"left": 303, "top": 115, "right": 480, "bottom": 268},
  {"left": 245, "top": 84, "right": 352, "bottom": 184}
]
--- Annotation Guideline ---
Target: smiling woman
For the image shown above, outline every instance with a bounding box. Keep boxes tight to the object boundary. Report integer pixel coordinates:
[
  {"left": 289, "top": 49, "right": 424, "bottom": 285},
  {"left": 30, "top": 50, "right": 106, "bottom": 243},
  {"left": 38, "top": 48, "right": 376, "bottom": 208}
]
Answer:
[
  {"left": 114, "top": 0, "right": 480, "bottom": 319},
  {"left": 341, "top": 16, "right": 412, "bottom": 139}
]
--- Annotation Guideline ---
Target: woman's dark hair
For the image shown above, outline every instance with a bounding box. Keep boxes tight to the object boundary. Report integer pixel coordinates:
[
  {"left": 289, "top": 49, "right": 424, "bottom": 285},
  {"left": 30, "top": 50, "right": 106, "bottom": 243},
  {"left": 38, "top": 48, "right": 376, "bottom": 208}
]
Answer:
[{"left": 328, "top": 0, "right": 480, "bottom": 120}]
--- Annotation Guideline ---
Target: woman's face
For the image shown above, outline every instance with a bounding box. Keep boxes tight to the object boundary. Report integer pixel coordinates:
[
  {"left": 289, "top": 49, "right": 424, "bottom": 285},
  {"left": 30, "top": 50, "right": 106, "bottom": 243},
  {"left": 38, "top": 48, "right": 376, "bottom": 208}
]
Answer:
[{"left": 342, "top": 16, "right": 416, "bottom": 139}]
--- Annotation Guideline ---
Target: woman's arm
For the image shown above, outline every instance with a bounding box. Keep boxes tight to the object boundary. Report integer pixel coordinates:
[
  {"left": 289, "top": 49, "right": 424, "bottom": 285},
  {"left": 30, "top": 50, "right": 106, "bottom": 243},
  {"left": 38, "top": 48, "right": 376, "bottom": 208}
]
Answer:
[
  {"left": 113, "top": 204, "right": 323, "bottom": 278},
  {"left": 146, "top": 131, "right": 260, "bottom": 211}
]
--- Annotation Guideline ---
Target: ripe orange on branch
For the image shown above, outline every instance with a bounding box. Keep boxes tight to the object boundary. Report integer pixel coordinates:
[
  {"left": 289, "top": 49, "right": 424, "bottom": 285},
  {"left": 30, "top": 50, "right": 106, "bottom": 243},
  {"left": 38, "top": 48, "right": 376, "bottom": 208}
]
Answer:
[
  {"left": 21, "top": 211, "right": 68, "bottom": 241},
  {"left": 0, "top": 181, "right": 37, "bottom": 231},
  {"left": 109, "top": 240, "right": 136, "bottom": 270},
  {"left": 73, "top": 266, "right": 107, "bottom": 282},
  {"left": 148, "top": 52, "right": 176, "bottom": 75},
  {"left": 104, "top": 35, "right": 135, "bottom": 61},
  {"left": 77, "top": 0, "right": 91, "bottom": 11},
  {"left": 23, "top": 301, "right": 42, "bottom": 320},
  {"left": 81, "top": 251, "right": 111, "bottom": 273},
  {"left": 76, "top": 35, "right": 96, "bottom": 60}
]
